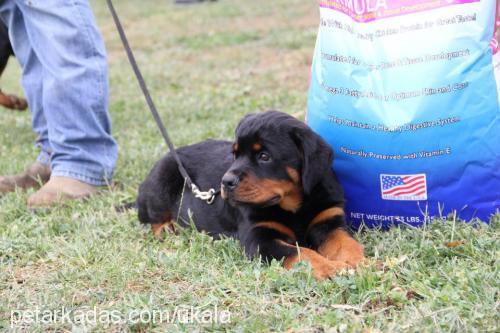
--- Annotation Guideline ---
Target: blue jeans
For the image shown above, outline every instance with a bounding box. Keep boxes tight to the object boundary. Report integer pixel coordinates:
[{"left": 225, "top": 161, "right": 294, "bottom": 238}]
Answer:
[{"left": 0, "top": 0, "right": 117, "bottom": 186}]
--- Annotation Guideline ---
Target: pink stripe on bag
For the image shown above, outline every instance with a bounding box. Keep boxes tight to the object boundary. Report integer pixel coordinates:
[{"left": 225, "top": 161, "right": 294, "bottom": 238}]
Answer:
[
  {"left": 320, "top": 0, "right": 481, "bottom": 23},
  {"left": 491, "top": 2, "right": 499, "bottom": 54}
]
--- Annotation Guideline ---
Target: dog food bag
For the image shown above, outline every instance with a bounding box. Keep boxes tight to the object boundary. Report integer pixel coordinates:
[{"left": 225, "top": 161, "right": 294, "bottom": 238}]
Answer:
[{"left": 307, "top": 0, "right": 499, "bottom": 228}]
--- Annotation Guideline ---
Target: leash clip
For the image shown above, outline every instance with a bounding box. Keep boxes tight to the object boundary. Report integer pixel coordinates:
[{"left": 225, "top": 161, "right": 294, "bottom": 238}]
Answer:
[{"left": 191, "top": 184, "right": 217, "bottom": 205}]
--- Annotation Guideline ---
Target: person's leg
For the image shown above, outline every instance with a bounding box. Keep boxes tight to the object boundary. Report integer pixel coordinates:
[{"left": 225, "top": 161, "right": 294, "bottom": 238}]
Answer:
[
  {"left": 15, "top": 0, "right": 117, "bottom": 187},
  {"left": 11, "top": 0, "right": 118, "bottom": 206},
  {"left": 0, "top": 0, "right": 51, "bottom": 193}
]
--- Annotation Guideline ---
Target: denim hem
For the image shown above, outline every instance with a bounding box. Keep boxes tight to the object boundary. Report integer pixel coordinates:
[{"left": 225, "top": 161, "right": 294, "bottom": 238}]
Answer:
[
  {"left": 36, "top": 150, "right": 52, "bottom": 167},
  {"left": 51, "top": 168, "right": 112, "bottom": 186}
]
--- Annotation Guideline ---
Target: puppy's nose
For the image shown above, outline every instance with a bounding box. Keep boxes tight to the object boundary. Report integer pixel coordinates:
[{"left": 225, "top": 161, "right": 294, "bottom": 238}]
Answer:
[{"left": 222, "top": 173, "right": 240, "bottom": 191}]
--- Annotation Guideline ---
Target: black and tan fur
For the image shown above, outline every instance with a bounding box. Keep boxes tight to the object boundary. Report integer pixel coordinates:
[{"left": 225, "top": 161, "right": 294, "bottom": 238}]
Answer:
[{"left": 137, "top": 110, "right": 365, "bottom": 280}]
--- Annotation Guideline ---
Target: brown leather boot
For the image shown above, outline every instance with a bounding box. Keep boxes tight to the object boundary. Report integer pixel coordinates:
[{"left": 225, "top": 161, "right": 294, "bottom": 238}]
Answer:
[
  {"left": 0, "top": 162, "right": 51, "bottom": 193},
  {"left": 27, "top": 176, "right": 100, "bottom": 208}
]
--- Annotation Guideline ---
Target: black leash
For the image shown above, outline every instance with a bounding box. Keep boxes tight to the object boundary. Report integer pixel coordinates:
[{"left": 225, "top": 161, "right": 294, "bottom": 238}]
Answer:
[{"left": 107, "top": 0, "right": 217, "bottom": 204}]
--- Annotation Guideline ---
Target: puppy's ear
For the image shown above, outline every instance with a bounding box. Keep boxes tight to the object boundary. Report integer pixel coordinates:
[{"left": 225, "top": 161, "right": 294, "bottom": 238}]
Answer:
[{"left": 291, "top": 126, "right": 334, "bottom": 195}]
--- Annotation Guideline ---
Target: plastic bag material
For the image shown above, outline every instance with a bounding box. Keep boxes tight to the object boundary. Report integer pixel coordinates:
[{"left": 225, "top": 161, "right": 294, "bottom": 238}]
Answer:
[{"left": 307, "top": 0, "right": 500, "bottom": 228}]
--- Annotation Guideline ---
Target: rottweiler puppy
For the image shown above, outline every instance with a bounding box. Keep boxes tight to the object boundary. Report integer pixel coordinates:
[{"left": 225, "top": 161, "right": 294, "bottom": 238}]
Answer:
[
  {"left": 137, "top": 110, "right": 365, "bottom": 280},
  {"left": 0, "top": 22, "right": 27, "bottom": 111}
]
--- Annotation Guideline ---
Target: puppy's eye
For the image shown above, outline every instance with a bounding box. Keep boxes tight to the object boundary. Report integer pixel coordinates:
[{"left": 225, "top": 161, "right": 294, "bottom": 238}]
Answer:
[{"left": 258, "top": 152, "right": 271, "bottom": 162}]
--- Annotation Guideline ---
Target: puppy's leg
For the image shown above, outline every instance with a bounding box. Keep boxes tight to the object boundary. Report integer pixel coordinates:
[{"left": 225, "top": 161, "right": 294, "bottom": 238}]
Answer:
[
  {"left": 151, "top": 220, "right": 177, "bottom": 239},
  {"left": 306, "top": 207, "right": 365, "bottom": 268},
  {"left": 0, "top": 91, "right": 28, "bottom": 110},
  {"left": 137, "top": 154, "right": 183, "bottom": 238},
  {"left": 280, "top": 242, "right": 349, "bottom": 280},
  {"left": 245, "top": 221, "right": 349, "bottom": 280}
]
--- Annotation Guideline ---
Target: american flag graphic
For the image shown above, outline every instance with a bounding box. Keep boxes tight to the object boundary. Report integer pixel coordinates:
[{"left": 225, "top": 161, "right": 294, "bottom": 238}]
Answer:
[{"left": 380, "top": 174, "right": 427, "bottom": 201}]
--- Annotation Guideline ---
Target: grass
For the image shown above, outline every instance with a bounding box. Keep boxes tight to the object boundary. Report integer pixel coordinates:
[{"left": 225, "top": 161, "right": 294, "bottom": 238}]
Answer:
[{"left": 0, "top": 0, "right": 498, "bottom": 331}]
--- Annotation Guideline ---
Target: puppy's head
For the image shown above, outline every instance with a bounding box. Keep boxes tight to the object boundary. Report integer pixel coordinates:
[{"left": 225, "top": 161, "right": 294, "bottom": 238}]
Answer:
[{"left": 221, "top": 110, "right": 333, "bottom": 212}]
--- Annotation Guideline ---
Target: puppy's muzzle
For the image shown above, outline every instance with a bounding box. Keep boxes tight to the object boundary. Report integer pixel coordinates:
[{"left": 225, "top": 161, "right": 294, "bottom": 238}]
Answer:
[{"left": 221, "top": 172, "right": 240, "bottom": 192}]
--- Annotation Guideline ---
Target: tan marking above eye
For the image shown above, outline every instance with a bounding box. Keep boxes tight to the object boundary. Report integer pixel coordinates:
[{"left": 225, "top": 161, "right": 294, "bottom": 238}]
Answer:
[
  {"left": 308, "top": 207, "right": 345, "bottom": 231},
  {"left": 233, "top": 143, "right": 239, "bottom": 152},
  {"left": 253, "top": 221, "right": 296, "bottom": 241},
  {"left": 252, "top": 143, "right": 262, "bottom": 151}
]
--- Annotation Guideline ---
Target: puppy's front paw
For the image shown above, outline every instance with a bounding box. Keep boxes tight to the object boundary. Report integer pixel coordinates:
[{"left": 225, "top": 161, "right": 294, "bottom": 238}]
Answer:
[
  {"left": 283, "top": 247, "right": 350, "bottom": 281},
  {"left": 318, "top": 229, "right": 366, "bottom": 269},
  {"left": 312, "top": 260, "right": 350, "bottom": 280}
]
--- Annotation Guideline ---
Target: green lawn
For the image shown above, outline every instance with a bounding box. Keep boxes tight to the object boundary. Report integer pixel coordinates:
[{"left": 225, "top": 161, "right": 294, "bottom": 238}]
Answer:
[{"left": 0, "top": 0, "right": 498, "bottom": 332}]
